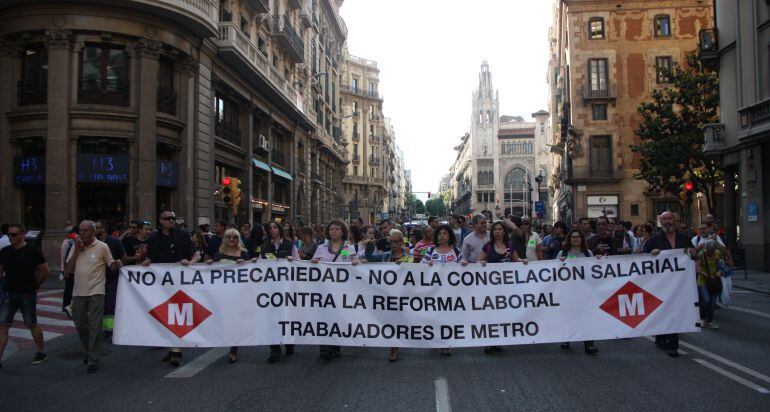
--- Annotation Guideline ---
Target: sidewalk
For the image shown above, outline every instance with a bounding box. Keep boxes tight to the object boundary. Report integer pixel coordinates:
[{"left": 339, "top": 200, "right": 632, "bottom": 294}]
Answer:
[{"left": 731, "top": 270, "right": 770, "bottom": 295}]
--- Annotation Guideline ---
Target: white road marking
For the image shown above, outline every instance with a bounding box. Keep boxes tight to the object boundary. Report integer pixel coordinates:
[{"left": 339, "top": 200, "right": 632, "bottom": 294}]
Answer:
[
  {"left": 8, "top": 328, "right": 61, "bottom": 340},
  {"left": 35, "top": 304, "right": 65, "bottom": 314},
  {"left": 728, "top": 305, "right": 770, "bottom": 320},
  {"left": 679, "top": 341, "right": 770, "bottom": 385},
  {"left": 693, "top": 359, "right": 770, "bottom": 394},
  {"left": 435, "top": 377, "right": 452, "bottom": 412},
  {"left": 14, "top": 314, "right": 74, "bottom": 327},
  {"left": 165, "top": 348, "right": 229, "bottom": 378}
]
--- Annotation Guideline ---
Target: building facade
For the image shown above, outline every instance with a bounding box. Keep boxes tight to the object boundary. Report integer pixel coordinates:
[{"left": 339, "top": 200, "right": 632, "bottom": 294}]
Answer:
[
  {"left": 701, "top": 0, "right": 770, "bottom": 270},
  {"left": 546, "top": 0, "right": 713, "bottom": 226},
  {"left": 0, "top": 0, "right": 349, "bottom": 261}
]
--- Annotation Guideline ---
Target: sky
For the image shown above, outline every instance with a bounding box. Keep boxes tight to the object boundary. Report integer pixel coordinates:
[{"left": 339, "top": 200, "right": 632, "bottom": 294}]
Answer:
[{"left": 340, "top": 0, "right": 553, "bottom": 203}]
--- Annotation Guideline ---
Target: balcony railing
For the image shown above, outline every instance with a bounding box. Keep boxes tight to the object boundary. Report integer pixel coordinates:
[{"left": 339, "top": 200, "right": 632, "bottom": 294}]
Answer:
[
  {"left": 369, "top": 135, "right": 380, "bottom": 144},
  {"left": 369, "top": 155, "right": 380, "bottom": 165},
  {"left": 352, "top": 153, "right": 360, "bottom": 162},
  {"left": 581, "top": 84, "right": 616, "bottom": 102},
  {"left": 246, "top": 0, "right": 269, "bottom": 13},
  {"left": 271, "top": 15, "right": 305, "bottom": 62},
  {"left": 566, "top": 165, "right": 623, "bottom": 182},
  {"left": 299, "top": 0, "right": 313, "bottom": 28},
  {"left": 17, "top": 78, "right": 47, "bottom": 106},
  {"left": 215, "top": 121, "right": 241, "bottom": 146},
  {"left": 78, "top": 77, "right": 130, "bottom": 106},
  {"left": 157, "top": 87, "right": 177, "bottom": 115},
  {"left": 738, "top": 98, "right": 770, "bottom": 135},
  {"left": 146, "top": 0, "right": 218, "bottom": 36},
  {"left": 340, "top": 83, "right": 382, "bottom": 100}
]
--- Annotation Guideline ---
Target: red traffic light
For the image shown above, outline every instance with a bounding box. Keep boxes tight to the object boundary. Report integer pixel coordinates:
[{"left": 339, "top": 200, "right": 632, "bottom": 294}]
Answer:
[
  {"left": 684, "top": 182, "right": 694, "bottom": 191},
  {"left": 428, "top": 192, "right": 431, "bottom": 198},
  {"left": 222, "top": 177, "right": 232, "bottom": 186}
]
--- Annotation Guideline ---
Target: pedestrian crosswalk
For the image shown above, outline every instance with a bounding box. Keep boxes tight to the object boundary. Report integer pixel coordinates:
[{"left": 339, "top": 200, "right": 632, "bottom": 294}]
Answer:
[{"left": 6, "top": 289, "right": 76, "bottom": 354}]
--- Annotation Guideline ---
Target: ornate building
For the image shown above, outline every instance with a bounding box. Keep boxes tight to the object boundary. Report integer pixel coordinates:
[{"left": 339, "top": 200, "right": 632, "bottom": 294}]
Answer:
[
  {"left": 546, "top": 0, "right": 713, "bottom": 225},
  {"left": 0, "top": 0, "right": 349, "bottom": 261}
]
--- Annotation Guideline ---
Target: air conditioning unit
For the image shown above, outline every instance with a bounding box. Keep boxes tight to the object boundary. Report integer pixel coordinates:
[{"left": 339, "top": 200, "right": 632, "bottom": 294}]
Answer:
[{"left": 258, "top": 135, "right": 269, "bottom": 151}]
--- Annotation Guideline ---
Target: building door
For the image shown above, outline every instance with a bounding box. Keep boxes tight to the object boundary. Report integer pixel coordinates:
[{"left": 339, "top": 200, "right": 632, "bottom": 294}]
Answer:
[{"left": 77, "top": 185, "right": 126, "bottom": 230}]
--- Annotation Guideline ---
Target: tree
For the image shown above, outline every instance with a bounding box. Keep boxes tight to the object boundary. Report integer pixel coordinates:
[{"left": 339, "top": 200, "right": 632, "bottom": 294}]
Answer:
[
  {"left": 425, "top": 197, "right": 446, "bottom": 217},
  {"left": 413, "top": 199, "right": 426, "bottom": 215},
  {"left": 630, "top": 52, "right": 721, "bottom": 214}
]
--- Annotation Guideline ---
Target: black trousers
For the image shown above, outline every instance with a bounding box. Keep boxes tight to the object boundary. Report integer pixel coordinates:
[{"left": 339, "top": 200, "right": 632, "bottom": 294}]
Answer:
[{"left": 63, "top": 273, "right": 74, "bottom": 309}]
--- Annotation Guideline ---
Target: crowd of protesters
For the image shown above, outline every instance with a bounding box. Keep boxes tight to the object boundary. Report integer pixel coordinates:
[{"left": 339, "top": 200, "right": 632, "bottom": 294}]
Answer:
[{"left": 0, "top": 209, "right": 736, "bottom": 371}]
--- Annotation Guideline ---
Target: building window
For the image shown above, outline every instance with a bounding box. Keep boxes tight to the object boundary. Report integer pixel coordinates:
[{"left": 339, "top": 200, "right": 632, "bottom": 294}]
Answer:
[
  {"left": 369, "top": 124, "right": 375, "bottom": 136},
  {"left": 588, "top": 17, "right": 605, "bottom": 40},
  {"left": 352, "top": 101, "right": 358, "bottom": 115},
  {"left": 352, "top": 78, "right": 358, "bottom": 92},
  {"left": 655, "top": 56, "right": 672, "bottom": 83},
  {"left": 79, "top": 45, "right": 129, "bottom": 106},
  {"left": 654, "top": 15, "right": 671, "bottom": 37},
  {"left": 240, "top": 15, "right": 250, "bottom": 36},
  {"left": 589, "top": 135, "right": 613, "bottom": 177},
  {"left": 588, "top": 58, "right": 608, "bottom": 94},
  {"left": 592, "top": 104, "right": 607, "bottom": 121},
  {"left": 369, "top": 81, "right": 375, "bottom": 97},
  {"left": 219, "top": 0, "right": 232, "bottom": 22},
  {"left": 18, "top": 46, "right": 48, "bottom": 106},
  {"left": 215, "top": 93, "right": 241, "bottom": 145},
  {"left": 630, "top": 204, "right": 640, "bottom": 217},
  {"left": 369, "top": 104, "right": 375, "bottom": 120},
  {"left": 157, "top": 58, "right": 176, "bottom": 115}
]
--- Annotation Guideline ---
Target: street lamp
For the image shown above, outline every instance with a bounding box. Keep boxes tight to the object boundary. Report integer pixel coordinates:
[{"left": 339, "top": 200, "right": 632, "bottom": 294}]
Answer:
[{"left": 534, "top": 170, "right": 545, "bottom": 219}]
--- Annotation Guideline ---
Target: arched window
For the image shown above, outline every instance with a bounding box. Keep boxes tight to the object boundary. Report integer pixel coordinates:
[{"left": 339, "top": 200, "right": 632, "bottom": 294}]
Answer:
[{"left": 588, "top": 17, "right": 604, "bottom": 40}]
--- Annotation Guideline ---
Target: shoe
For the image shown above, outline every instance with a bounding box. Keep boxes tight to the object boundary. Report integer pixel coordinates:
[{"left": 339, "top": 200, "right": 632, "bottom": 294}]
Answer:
[
  {"left": 703, "top": 322, "right": 720, "bottom": 329},
  {"left": 440, "top": 348, "right": 451, "bottom": 357},
  {"left": 31, "top": 352, "right": 48, "bottom": 364},
  {"left": 169, "top": 352, "right": 182, "bottom": 366},
  {"left": 285, "top": 346, "right": 294, "bottom": 356},
  {"left": 493, "top": 346, "right": 504, "bottom": 352},
  {"left": 584, "top": 347, "right": 598, "bottom": 356},
  {"left": 267, "top": 355, "right": 279, "bottom": 363},
  {"left": 560, "top": 342, "right": 570, "bottom": 350},
  {"left": 86, "top": 363, "right": 98, "bottom": 374},
  {"left": 668, "top": 350, "right": 680, "bottom": 358},
  {"left": 388, "top": 348, "right": 399, "bottom": 362},
  {"left": 484, "top": 346, "right": 495, "bottom": 354},
  {"left": 64, "top": 305, "right": 73, "bottom": 319},
  {"left": 696, "top": 319, "right": 705, "bottom": 328},
  {"left": 227, "top": 352, "right": 237, "bottom": 364},
  {"left": 161, "top": 351, "right": 172, "bottom": 362}
]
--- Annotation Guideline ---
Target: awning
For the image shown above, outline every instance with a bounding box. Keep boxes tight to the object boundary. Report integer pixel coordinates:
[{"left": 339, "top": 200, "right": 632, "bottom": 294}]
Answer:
[
  {"left": 252, "top": 158, "right": 271, "bottom": 172},
  {"left": 272, "top": 166, "right": 293, "bottom": 181}
]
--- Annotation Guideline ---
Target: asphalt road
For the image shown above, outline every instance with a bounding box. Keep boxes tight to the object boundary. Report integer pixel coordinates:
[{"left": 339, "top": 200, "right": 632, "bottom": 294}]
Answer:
[{"left": 1, "top": 288, "right": 768, "bottom": 411}]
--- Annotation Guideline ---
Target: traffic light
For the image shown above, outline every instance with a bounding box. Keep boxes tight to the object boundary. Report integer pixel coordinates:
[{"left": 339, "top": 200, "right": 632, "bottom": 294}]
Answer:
[
  {"left": 229, "top": 178, "right": 242, "bottom": 215},
  {"left": 684, "top": 181, "right": 694, "bottom": 204},
  {"left": 220, "top": 176, "right": 232, "bottom": 204},
  {"left": 428, "top": 192, "right": 431, "bottom": 199}
]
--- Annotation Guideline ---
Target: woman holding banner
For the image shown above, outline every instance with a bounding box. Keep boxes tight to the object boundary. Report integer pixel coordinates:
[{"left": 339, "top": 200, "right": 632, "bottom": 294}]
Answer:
[
  {"left": 260, "top": 221, "right": 298, "bottom": 363},
  {"left": 205, "top": 228, "right": 252, "bottom": 364},
  {"left": 420, "top": 224, "right": 461, "bottom": 357},
  {"left": 311, "top": 220, "right": 360, "bottom": 360},
  {"left": 556, "top": 229, "right": 598, "bottom": 355}
]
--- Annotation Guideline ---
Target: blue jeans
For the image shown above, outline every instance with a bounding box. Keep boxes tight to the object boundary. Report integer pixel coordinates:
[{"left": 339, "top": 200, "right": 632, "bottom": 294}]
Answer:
[
  {"left": 698, "top": 285, "right": 717, "bottom": 323},
  {"left": 0, "top": 292, "right": 38, "bottom": 326}
]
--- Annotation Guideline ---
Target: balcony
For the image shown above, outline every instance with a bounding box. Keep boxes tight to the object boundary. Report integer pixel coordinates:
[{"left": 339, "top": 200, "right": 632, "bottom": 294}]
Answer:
[
  {"left": 17, "top": 78, "right": 47, "bottom": 106},
  {"left": 369, "top": 155, "right": 380, "bottom": 165},
  {"left": 352, "top": 153, "right": 360, "bottom": 163},
  {"left": 369, "top": 135, "right": 380, "bottom": 144},
  {"left": 78, "top": 77, "right": 130, "bottom": 106},
  {"left": 699, "top": 28, "right": 718, "bottom": 68},
  {"left": 215, "top": 22, "right": 311, "bottom": 127},
  {"left": 566, "top": 165, "right": 623, "bottom": 184},
  {"left": 340, "top": 83, "right": 382, "bottom": 101},
  {"left": 738, "top": 98, "right": 770, "bottom": 140},
  {"left": 157, "top": 87, "right": 177, "bottom": 115},
  {"left": 702, "top": 123, "right": 724, "bottom": 158},
  {"left": 344, "top": 175, "right": 385, "bottom": 187},
  {"left": 271, "top": 15, "right": 305, "bottom": 63},
  {"left": 246, "top": 0, "right": 269, "bottom": 13},
  {"left": 215, "top": 121, "right": 241, "bottom": 146},
  {"left": 299, "top": 0, "right": 313, "bottom": 28},
  {"left": 93, "top": 0, "right": 220, "bottom": 37},
  {"left": 581, "top": 84, "right": 616, "bottom": 103}
]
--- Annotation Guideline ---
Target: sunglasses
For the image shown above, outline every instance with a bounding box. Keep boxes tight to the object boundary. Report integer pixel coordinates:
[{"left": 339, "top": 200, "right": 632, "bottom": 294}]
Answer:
[
  {"left": 161, "top": 216, "right": 176, "bottom": 221},
  {"left": 7, "top": 232, "right": 22, "bottom": 237}
]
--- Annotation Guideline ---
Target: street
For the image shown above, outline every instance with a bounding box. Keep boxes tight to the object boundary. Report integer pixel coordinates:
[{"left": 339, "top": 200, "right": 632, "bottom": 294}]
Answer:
[{"left": 2, "top": 282, "right": 768, "bottom": 411}]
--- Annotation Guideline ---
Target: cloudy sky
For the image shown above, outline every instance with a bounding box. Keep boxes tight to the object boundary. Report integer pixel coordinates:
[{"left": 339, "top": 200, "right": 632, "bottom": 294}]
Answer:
[{"left": 340, "top": 0, "right": 553, "bottom": 202}]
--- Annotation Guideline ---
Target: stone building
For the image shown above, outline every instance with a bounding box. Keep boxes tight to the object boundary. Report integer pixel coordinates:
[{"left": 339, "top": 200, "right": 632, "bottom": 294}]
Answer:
[
  {"left": 546, "top": 0, "right": 713, "bottom": 225},
  {"left": 701, "top": 1, "right": 770, "bottom": 270},
  {"left": 0, "top": 0, "right": 349, "bottom": 261}
]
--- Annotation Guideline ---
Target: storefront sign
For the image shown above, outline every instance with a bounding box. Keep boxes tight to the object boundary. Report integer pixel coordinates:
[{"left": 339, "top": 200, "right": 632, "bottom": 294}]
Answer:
[
  {"left": 587, "top": 195, "right": 619, "bottom": 206},
  {"left": 77, "top": 153, "right": 129, "bottom": 184},
  {"left": 748, "top": 202, "right": 759, "bottom": 223},
  {"left": 13, "top": 155, "right": 45, "bottom": 185},
  {"left": 156, "top": 160, "right": 179, "bottom": 188}
]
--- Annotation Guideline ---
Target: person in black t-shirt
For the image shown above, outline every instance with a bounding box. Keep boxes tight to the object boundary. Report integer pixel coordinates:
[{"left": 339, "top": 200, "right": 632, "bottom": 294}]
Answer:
[
  {"left": 123, "top": 221, "right": 151, "bottom": 265},
  {"left": 205, "top": 220, "right": 228, "bottom": 261},
  {"left": 96, "top": 221, "right": 126, "bottom": 339},
  {"left": 0, "top": 223, "right": 49, "bottom": 366},
  {"left": 586, "top": 216, "right": 620, "bottom": 256},
  {"left": 143, "top": 210, "right": 198, "bottom": 367}
]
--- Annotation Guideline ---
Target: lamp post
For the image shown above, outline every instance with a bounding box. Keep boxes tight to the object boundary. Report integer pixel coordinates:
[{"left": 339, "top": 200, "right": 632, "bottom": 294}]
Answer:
[{"left": 534, "top": 170, "right": 544, "bottom": 219}]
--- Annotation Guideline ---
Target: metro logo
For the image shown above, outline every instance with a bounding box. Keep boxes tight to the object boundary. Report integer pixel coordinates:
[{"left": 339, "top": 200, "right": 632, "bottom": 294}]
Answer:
[
  {"left": 599, "top": 282, "right": 662, "bottom": 328},
  {"left": 149, "top": 291, "right": 212, "bottom": 338}
]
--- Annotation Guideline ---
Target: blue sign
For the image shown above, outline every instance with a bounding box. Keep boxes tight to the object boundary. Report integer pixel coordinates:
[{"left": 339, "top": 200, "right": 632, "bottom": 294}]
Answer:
[
  {"left": 77, "top": 153, "right": 129, "bottom": 184},
  {"left": 534, "top": 201, "right": 545, "bottom": 216},
  {"left": 748, "top": 202, "right": 759, "bottom": 223},
  {"left": 13, "top": 155, "right": 45, "bottom": 185},
  {"left": 156, "top": 160, "right": 179, "bottom": 188}
]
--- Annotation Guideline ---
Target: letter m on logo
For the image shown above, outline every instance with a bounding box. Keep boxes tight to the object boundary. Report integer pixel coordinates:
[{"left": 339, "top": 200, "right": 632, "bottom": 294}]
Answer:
[
  {"left": 168, "top": 303, "right": 194, "bottom": 326},
  {"left": 600, "top": 282, "right": 663, "bottom": 329}
]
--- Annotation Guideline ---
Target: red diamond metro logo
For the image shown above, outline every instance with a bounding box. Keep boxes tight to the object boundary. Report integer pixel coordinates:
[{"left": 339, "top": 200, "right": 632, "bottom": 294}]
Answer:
[
  {"left": 599, "top": 281, "right": 663, "bottom": 328},
  {"left": 149, "top": 290, "right": 212, "bottom": 338}
]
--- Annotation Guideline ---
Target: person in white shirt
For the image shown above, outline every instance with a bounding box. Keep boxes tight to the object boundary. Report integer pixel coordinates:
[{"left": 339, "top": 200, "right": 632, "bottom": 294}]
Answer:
[{"left": 692, "top": 224, "right": 725, "bottom": 248}]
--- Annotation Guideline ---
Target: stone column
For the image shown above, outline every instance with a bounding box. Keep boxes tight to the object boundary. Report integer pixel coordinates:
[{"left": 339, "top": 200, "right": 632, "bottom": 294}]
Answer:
[
  {"left": 133, "top": 39, "right": 161, "bottom": 221},
  {"left": 178, "top": 56, "right": 198, "bottom": 224},
  {"left": 723, "top": 167, "right": 737, "bottom": 249},
  {"left": 41, "top": 29, "right": 72, "bottom": 261},
  {"left": 266, "top": 122, "right": 274, "bottom": 221},
  {"left": 245, "top": 109, "right": 255, "bottom": 226},
  {"left": 0, "top": 37, "right": 20, "bottom": 223}
]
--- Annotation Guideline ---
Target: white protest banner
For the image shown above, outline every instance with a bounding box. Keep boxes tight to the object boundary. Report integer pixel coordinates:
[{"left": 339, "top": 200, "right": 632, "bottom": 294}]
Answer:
[{"left": 113, "top": 249, "right": 699, "bottom": 348}]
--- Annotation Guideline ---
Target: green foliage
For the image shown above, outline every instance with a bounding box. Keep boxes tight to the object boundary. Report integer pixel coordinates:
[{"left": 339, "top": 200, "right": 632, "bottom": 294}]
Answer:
[
  {"left": 413, "top": 199, "right": 426, "bottom": 215},
  {"left": 630, "top": 52, "right": 722, "bottom": 213},
  {"left": 425, "top": 197, "right": 447, "bottom": 217}
]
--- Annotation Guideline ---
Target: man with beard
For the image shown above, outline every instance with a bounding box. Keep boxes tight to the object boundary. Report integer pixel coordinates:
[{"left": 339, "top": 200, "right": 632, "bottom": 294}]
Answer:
[{"left": 642, "top": 210, "right": 695, "bottom": 358}]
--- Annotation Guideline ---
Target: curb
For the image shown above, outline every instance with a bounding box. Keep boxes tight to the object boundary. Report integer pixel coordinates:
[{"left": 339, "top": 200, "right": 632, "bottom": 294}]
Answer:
[{"left": 732, "top": 283, "right": 770, "bottom": 296}]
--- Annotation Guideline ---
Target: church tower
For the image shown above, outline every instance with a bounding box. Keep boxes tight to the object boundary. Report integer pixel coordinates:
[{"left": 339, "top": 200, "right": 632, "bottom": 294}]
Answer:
[{"left": 470, "top": 61, "right": 500, "bottom": 215}]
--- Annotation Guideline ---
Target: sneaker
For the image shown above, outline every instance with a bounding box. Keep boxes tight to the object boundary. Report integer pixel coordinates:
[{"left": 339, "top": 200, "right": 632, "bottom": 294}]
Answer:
[
  {"left": 169, "top": 352, "right": 182, "bottom": 366},
  {"left": 31, "top": 352, "right": 47, "bottom": 364},
  {"left": 161, "top": 351, "right": 172, "bottom": 362},
  {"left": 703, "top": 322, "right": 720, "bottom": 329},
  {"left": 64, "top": 305, "right": 73, "bottom": 319}
]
